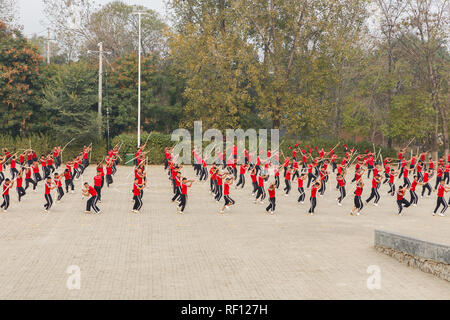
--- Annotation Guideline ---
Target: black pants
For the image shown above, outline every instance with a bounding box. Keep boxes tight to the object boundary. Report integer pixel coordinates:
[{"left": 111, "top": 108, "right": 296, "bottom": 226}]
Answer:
[
  {"left": 65, "top": 179, "right": 74, "bottom": 193},
  {"left": 0, "top": 172, "right": 4, "bottom": 186},
  {"left": 199, "top": 167, "right": 208, "bottom": 181},
  {"left": 252, "top": 182, "right": 258, "bottom": 194},
  {"left": 215, "top": 185, "right": 223, "bottom": 202},
  {"left": 388, "top": 182, "right": 395, "bottom": 196},
  {"left": 25, "top": 178, "right": 37, "bottom": 191},
  {"left": 433, "top": 197, "right": 448, "bottom": 214},
  {"left": 284, "top": 179, "right": 291, "bottom": 194},
  {"left": 266, "top": 197, "right": 276, "bottom": 212},
  {"left": 34, "top": 172, "right": 42, "bottom": 183},
  {"left": 307, "top": 173, "right": 314, "bottom": 188},
  {"left": 435, "top": 176, "right": 442, "bottom": 190},
  {"left": 403, "top": 177, "right": 410, "bottom": 188},
  {"left": 275, "top": 175, "right": 280, "bottom": 188},
  {"left": 10, "top": 167, "right": 19, "bottom": 179},
  {"left": 1, "top": 195, "right": 10, "bottom": 210},
  {"left": 366, "top": 188, "right": 380, "bottom": 204},
  {"left": 236, "top": 174, "right": 245, "bottom": 188},
  {"left": 367, "top": 165, "right": 374, "bottom": 178},
  {"left": 409, "top": 190, "right": 418, "bottom": 205},
  {"left": 57, "top": 187, "right": 64, "bottom": 201},
  {"left": 308, "top": 197, "right": 317, "bottom": 213},
  {"left": 354, "top": 196, "right": 363, "bottom": 210},
  {"left": 48, "top": 165, "right": 55, "bottom": 174},
  {"left": 444, "top": 172, "right": 449, "bottom": 184},
  {"left": 319, "top": 180, "right": 326, "bottom": 195},
  {"left": 106, "top": 174, "right": 113, "bottom": 187},
  {"left": 133, "top": 195, "right": 143, "bottom": 211},
  {"left": 17, "top": 187, "right": 26, "bottom": 202},
  {"left": 297, "top": 187, "right": 305, "bottom": 202},
  {"left": 338, "top": 186, "right": 346, "bottom": 203},
  {"left": 44, "top": 194, "right": 53, "bottom": 210},
  {"left": 172, "top": 186, "right": 181, "bottom": 202},
  {"left": 255, "top": 186, "right": 266, "bottom": 200},
  {"left": 210, "top": 178, "right": 216, "bottom": 193},
  {"left": 224, "top": 195, "right": 235, "bottom": 206},
  {"left": 397, "top": 198, "right": 410, "bottom": 214},
  {"left": 421, "top": 183, "right": 432, "bottom": 197},
  {"left": 86, "top": 196, "right": 100, "bottom": 213},
  {"left": 94, "top": 186, "right": 101, "bottom": 201},
  {"left": 179, "top": 194, "right": 187, "bottom": 212}
]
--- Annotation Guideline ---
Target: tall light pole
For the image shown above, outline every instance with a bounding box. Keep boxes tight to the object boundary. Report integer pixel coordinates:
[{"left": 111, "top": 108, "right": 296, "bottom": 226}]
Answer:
[
  {"left": 88, "top": 43, "right": 112, "bottom": 136},
  {"left": 132, "top": 11, "right": 148, "bottom": 148},
  {"left": 45, "top": 28, "right": 56, "bottom": 64}
]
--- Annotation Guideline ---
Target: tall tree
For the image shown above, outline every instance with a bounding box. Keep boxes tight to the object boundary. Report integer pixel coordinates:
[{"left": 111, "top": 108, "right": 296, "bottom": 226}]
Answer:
[
  {"left": 0, "top": 22, "right": 45, "bottom": 136},
  {"left": 395, "top": 0, "right": 449, "bottom": 158}
]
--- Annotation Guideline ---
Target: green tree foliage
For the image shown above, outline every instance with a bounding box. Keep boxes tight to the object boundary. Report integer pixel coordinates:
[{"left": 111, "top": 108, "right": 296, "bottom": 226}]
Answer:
[
  {"left": 107, "top": 53, "right": 184, "bottom": 136},
  {"left": 0, "top": 22, "right": 44, "bottom": 136},
  {"left": 40, "top": 61, "right": 99, "bottom": 143}
]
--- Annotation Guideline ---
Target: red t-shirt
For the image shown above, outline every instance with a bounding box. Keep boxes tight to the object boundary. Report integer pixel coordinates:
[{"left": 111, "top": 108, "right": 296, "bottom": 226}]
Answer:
[
  {"left": 355, "top": 186, "right": 362, "bottom": 196},
  {"left": 224, "top": 183, "right": 230, "bottom": 195},
  {"left": 88, "top": 186, "right": 97, "bottom": 197},
  {"left": 310, "top": 186, "right": 318, "bottom": 198},
  {"left": 268, "top": 188, "right": 275, "bottom": 198},
  {"left": 437, "top": 185, "right": 445, "bottom": 197},
  {"left": 94, "top": 175, "right": 102, "bottom": 187},
  {"left": 133, "top": 183, "right": 141, "bottom": 196}
]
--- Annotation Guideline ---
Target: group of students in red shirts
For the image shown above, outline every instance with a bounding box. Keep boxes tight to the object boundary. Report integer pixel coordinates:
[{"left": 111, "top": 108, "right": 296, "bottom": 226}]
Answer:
[
  {"left": 164, "top": 143, "right": 450, "bottom": 217},
  {"left": 0, "top": 145, "right": 95, "bottom": 213}
]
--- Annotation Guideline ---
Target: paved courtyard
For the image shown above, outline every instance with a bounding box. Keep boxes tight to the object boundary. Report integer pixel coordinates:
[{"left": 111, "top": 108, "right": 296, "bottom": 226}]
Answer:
[{"left": 0, "top": 165, "right": 449, "bottom": 299}]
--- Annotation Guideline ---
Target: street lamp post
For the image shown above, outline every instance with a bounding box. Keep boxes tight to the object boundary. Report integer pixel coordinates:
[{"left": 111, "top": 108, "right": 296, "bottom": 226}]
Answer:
[
  {"left": 132, "top": 11, "right": 148, "bottom": 148},
  {"left": 88, "top": 43, "right": 112, "bottom": 136}
]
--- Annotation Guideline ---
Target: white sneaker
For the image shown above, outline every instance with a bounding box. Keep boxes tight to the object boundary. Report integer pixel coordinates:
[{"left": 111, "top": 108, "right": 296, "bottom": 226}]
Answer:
[
  {"left": 260, "top": 201, "right": 264, "bottom": 204},
  {"left": 432, "top": 212, "right": 436, "bottom": 216},
  {"left": 413, "top": 204, "right": 417, "bottom": 207},
  {"left": 285, "top": 194, "right": 289, "bottom": 197},
  {"left": 338, "top": 202, "right": 342, "bottom": 206},
  {"left": 219, "top": 210, "right": 224, "bottom": 214},
  {"left": 225, "top": 206, "right": 230, "bottom": 211},
  {"left": 3, "top": 210, "right": 7, "bottom": 213},
  {"left": 438, "top": 213, "right": 446, "bottom": 217},
  {"left": 356, "top": 212, "right": 360, "bottom": 216},
  {"left": 374, "top": 203, "right": 379, "bottom": 207},
  {"left": 71, "top": 191, "right": 74, "bottom": 194},
  {"left": 301, "top": 201, "right": 304, "bottom": 204},
  {"left": 270, "top": 211, "right": 274, "bottom": 215}
]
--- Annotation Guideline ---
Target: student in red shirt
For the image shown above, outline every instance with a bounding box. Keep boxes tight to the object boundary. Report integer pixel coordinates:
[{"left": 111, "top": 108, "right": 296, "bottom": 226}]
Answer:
[
  {"left": 10, "top": 155, "right": 19, "bottom": 179},
  {"left": 178, "top": 178, "right": 194, "bottom": 214},
  {"left": 396, "top": 185, "right": 410, "bottom": 216},
  {"left": 53, "top": 173, "right": 64, "bottom": 202},
  {"left": 0, "top": 156, "right": 5, "bottom": 186},
  {"left": 421, "top": 169, "right": 433, "bottom": 197},
  {"left": 82, "top": 182, "right": 100, "bottom": 214},
  {"left": 350, "top": 179, "right": 364, "bottom": 216},
  {"left": 105, "top": 159, "right": 114, "bottom": 187},
  {"left": 132, "top": 178, "right": 145, "bottom": 213},
  {"left": 43, "top": 177, "right": 56, "bottom": 213},
  {"left": 297, "top": 173, "right": 307, "bottom": 204},
  {"left": 93, "top": 172, "right": 103, "bottom": 202},
  {"left": 16, "top": 170, "right": 26, "bottom": 202},
  {"left": 1, "top": 178, "right": 14, "bottom": 212},
  {"left": 366, "top": 174, "right": 382, "bottom": 206},
  {"left": 409, "top": 175, "right": 423, "bottom": 206},
  {"left": 64, "top": 169, "right": 74, "bottom": 193},
  {"left": 433, "top": 180, "right": 450, "bottom": 216},
  {"left": 266, "top": 183, "right": 276, "bottom": 214},
  {"left": 236, "top": 164, "right": 248, "bottom": 189},
  {"left": 32, "top": 161, "right": 42, "bottom": 183},
  {"left": 220, "top": 177, "right": 235, "bottom": 214},
  {"left": 24, "top": 166, "right": 37, "bottom": 191},
  {"left": 254, "top": 172, "right": 268, "bottom": 204},
  {"left": 308, "top": 180, "right": 322, "bottom": 215},
  {"left": 336, "top": 172, "right": 347, "bottom": 206},
  {"left": 249, "top": 167, "right": 258, "bottom": 195},
  {"left": 387, "top": 169, "right": 399, "bottom": 196},
  {"left": 47, "top": 155, "right": 55, "bottom": 175},
  {"left": 171, "top": 171, "right": 182, "bottom": 203},
  {"left": 434, "top": 164, "right": 444, "bottom": 190},
  {"left": 284, "top": 167, "right": 292, "bottom": 196}
]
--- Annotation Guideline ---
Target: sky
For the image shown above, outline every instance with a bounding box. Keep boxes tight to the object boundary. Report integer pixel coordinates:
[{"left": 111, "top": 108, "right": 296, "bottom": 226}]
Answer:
[{"left": 17, "top": 0, "right": 167, "bottom": 37}]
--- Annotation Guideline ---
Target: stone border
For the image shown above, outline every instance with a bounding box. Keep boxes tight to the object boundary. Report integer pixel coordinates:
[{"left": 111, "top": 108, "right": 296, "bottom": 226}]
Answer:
[{"left": 375, "top": 230, "right": 450, "bottom": 282}]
